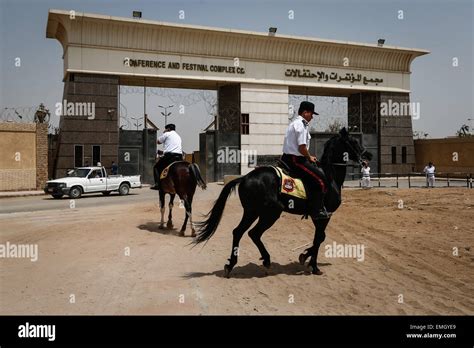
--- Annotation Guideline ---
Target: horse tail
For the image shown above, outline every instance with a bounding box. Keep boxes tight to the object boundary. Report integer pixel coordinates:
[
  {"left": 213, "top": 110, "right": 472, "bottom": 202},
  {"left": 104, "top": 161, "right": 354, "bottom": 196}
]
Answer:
[
  {"left": 189, "top": 163, "right": 207, "bottom": 190},
  {"left": 194, "top": 176, "right": 243, "bottom": 245}
]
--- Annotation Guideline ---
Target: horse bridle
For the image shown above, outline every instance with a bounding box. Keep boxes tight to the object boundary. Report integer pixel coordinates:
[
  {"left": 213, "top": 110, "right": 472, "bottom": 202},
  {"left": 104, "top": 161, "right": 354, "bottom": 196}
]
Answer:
[{"left": 330, "top": 136, "right": 368, "bottom": 167}]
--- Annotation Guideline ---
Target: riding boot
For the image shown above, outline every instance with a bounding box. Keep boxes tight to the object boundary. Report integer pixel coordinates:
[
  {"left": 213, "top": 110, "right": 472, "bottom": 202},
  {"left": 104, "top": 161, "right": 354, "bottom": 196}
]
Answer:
[{"left": 150, "top": 180, "right": 160, "bottom": 190}]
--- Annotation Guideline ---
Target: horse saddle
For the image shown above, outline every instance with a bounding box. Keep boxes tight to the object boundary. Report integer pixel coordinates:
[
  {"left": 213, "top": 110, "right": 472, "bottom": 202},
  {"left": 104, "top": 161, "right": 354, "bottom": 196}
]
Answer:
[
  {"left": 160, "top": 161, "right": 187, "bottom": 180},
  {"left": 270, "top": 164, "right": 307, "bottom": 200}
]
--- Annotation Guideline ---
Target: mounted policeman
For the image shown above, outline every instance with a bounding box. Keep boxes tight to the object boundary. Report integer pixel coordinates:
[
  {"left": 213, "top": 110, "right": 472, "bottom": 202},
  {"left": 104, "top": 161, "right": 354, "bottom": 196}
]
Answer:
[
  {"left": 150, "top": 123, "right": 206, "bottom": 236},
  {"left": 150, "top": 123, "right": 184, "bottom": 191},
  {"left": 281, "top": 101, "right": 329, "bottom": 219}
]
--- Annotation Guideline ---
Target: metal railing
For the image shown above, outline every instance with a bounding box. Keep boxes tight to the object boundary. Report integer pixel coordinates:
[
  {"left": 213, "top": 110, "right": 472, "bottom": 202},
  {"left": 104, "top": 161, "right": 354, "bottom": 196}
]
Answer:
[
  {"left": 343, "top": 172, "right": 473, "bottom": 189},
  {"left": 344, "top": 173, "right": 399, "bottom": 188},
  {"left": 407, "top": 172, "right": 472, "bottom": 188}
]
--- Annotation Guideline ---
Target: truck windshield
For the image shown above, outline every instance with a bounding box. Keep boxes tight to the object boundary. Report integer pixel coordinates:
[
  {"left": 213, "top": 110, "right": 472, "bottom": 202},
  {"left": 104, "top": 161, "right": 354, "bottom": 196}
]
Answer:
[{"left": 67, "top": 168, "right": 90, "bottom": 178}]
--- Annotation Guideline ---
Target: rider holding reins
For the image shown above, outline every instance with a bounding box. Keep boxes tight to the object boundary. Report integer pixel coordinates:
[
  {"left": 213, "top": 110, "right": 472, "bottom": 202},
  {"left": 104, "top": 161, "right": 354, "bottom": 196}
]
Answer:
[{"left": 281, "top": 101, "right": 329, "bottom": 219}]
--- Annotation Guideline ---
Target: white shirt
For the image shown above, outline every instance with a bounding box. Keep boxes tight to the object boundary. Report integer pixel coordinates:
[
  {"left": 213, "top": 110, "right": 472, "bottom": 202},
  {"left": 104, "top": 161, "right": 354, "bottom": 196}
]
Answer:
[
  {"left": 423, "top": 166, "right": 435, "bottom": 177},
  {"left": 282, "top": 116, "right": 311, "bottom": 156},
  {"left": 158, "top": 130, "right": 182, "bottom": 154},
  {"left": 361, "top": 166, "right": 371, "bottom": 177}
]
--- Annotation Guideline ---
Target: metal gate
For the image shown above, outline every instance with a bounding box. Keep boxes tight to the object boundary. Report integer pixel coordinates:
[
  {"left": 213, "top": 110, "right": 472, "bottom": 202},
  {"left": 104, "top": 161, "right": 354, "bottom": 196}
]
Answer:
[
  {"left": 118, "top": 147, "right": 140, "bottom": 176},
  {"left": 118, "top": 129, "right": 157, "bottom": 184}
]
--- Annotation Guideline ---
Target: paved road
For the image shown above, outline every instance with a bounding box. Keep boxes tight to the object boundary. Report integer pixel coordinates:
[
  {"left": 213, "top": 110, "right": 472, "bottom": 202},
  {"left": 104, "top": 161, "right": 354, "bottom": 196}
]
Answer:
[
  {"left": 2, "top": 178, "right": 470, "bottom": 214},
  {"left": 0, "top": 187, "right": 160, "bottom": 214}
]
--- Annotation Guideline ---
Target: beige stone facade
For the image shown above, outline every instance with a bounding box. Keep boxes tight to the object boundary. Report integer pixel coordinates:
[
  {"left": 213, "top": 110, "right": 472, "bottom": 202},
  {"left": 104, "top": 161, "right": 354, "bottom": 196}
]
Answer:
[{"left": 47, "top": 9, "right": 427, "bottom": 94}]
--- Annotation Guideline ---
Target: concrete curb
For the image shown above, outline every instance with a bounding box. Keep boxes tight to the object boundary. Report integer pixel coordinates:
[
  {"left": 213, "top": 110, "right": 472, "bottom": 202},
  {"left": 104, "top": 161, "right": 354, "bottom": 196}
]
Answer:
[
  {"left": 0, "top": 191, "right": 46, "bottom": 199},
  {"left": 0, "top": 184, "right": 152, "bottom": 199}
]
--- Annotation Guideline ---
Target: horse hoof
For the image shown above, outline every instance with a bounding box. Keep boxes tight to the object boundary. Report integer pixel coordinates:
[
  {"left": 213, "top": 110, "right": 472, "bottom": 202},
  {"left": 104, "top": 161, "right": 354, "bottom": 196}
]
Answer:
[
  {"left": 312, "top": 268, "right": 323, "bottom": 275},
  {"left": 224, "top": 265, "right": 232, "bottom": 278},
  {"left": 298, "top": 253, "right": 306, "bottom": 265},
  {"left": 179, "top": 231, "right": 185, "bottom": 237},
  {"left": 263, "top": 260, "right": 271, "bottom": 269},
  {"left": 158, "top": 224, "right": 165, "bottom": 230},
  {"left": 167, "top": 223, "right": 174, "bottom": 229}
]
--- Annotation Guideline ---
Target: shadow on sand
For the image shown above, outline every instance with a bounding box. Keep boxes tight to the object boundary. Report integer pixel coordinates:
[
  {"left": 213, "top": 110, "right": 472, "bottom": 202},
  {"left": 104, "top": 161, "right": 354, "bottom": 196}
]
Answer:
[
  {"left": 137, "top": 221, "right": 187, "bottom": 237},
  {"left": 183, "top": 261, "right": 332, "bottom": 279}
]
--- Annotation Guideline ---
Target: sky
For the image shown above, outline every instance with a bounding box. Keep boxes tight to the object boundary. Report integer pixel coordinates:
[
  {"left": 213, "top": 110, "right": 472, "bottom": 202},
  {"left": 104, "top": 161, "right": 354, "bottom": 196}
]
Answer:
[{"left": 0, "top": 0, "right": 473, "bottom": 152}]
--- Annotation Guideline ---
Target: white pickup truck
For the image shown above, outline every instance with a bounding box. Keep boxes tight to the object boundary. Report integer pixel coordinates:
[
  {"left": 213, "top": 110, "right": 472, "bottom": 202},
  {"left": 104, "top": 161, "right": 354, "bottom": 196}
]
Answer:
[{"left": 44, "top": 166, "right": 141, "bottom": 199}]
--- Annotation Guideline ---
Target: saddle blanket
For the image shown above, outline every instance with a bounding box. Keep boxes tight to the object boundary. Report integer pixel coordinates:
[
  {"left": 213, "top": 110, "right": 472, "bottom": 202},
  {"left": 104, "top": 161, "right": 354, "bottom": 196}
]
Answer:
[
  {"left": 271, "top": 166, "right": 307, "bottom": 200},
  {"left": 160, "top": 161, "right": 187, "bottom": 179}
]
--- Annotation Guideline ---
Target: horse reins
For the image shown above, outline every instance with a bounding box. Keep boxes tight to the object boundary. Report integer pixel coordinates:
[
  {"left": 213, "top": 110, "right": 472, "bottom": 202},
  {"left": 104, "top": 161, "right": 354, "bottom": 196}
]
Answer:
[{"left": 324, "top": 137, "right": 368, "bottom": 167}]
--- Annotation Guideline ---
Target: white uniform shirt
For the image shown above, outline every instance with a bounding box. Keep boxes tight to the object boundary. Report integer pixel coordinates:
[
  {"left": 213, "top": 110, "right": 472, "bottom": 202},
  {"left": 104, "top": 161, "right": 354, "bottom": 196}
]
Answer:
[
  {"left": 361, "top": 166, "right": 371, "bottom": 177},
  {"left": 158, "top": 130, "right": 182, "bottom": 154},
  {"left": 423, "top": 166, "right": 435, "bottom": 177},
  {"left": 282, "top": 116, "right": 311, "bottom": 156}
]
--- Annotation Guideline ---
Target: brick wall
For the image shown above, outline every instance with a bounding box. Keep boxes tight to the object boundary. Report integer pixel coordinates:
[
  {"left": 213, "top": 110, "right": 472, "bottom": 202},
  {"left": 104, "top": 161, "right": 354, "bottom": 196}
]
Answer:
[
  {"left": 0, "top": 122, "right": 48, "bottom": 191},
  {"left": 54, "top": 73, "right": 119, "bottom": 178},
  {"left": 414, "top": 138, "right": 474, "bottom": 173},
  {"left": 36, "top": 123, "right": 48, "bottom": 189},
  {"left": 378, "top": 92, "right": 415, "bottom": 174}
]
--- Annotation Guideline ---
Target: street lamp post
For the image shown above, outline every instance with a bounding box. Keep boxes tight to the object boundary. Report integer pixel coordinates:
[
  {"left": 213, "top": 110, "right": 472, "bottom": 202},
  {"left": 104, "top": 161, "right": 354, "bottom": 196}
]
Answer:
[
  {"left": 158, "top": 104, "right": 174, "bottom": 126},
  {"left": 131, "top": 116, "right": 142, "bottom": 131}
]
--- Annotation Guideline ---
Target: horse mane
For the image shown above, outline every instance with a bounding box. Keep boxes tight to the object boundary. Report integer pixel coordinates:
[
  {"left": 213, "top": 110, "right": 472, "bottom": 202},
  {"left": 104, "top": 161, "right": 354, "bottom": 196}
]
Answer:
[{"left": 320, "top": 134, "right": 341, "bottom": 165}]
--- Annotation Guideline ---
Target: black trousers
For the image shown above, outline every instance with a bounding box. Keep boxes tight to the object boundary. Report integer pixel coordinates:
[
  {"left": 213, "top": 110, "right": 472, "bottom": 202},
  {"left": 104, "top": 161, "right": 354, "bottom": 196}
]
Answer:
[
  {"left": 281, "top": 153, "right": 328, "bottom": 213},
  {"left": 153, "top": 152, "right": 183, "bottom": 185}
]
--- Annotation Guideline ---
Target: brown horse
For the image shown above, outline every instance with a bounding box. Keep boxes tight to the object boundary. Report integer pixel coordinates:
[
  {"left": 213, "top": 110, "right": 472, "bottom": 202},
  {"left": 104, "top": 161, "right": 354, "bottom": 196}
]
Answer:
[{"left": 158, "top": 161, "right": 206, "bottom": 236}]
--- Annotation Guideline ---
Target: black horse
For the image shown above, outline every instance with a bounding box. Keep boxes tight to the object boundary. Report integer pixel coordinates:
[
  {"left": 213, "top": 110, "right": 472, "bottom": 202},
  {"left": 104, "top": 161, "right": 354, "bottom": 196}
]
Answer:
[{"left": 194, "top": 128, "right": 372, "bottom": 277}]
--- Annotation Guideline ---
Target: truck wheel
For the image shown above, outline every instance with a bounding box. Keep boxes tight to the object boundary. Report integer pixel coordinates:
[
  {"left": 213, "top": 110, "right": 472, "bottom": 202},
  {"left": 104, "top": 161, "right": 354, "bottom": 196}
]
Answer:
[
  {"left": 102, "top": 191, "right": 111, "bottom": 196},
  {"left": 52, "top": 194, "right": 63, "bottom": 199},
  {"left": 69, "top": 186, "right": 82, "bottom": 199},
  {"left": 118, "top": 183, "right": 130, "bottom": 196}
]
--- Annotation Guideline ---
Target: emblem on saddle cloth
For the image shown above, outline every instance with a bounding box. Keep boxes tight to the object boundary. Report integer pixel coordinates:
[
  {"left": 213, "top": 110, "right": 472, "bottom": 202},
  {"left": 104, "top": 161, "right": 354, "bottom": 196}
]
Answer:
[
  {"left": 160, "top": 167, "right": 169, "bottom": 180},
  {"left": 272, "top": 167, "right": 307, "bottom": 200},
  {"left": 159, "top": 162, "right": 177, "bottom": 180},
  {"left": 160, "top": 160, "right": 186, "bottom": 180},
  {"left": 283, "top": 178, "right": 295, "bottom": 192}
]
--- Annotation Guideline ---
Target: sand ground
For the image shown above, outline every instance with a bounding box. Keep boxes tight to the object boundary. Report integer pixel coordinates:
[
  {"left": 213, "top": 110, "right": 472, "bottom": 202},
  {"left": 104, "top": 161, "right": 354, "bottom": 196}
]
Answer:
[{"left": 1, "top": 185, "right": 473, "bottom": 315}]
